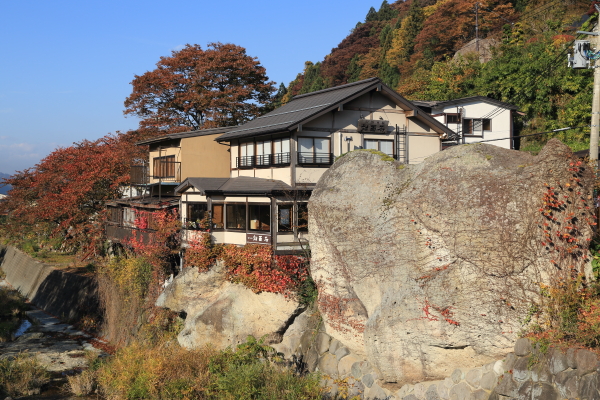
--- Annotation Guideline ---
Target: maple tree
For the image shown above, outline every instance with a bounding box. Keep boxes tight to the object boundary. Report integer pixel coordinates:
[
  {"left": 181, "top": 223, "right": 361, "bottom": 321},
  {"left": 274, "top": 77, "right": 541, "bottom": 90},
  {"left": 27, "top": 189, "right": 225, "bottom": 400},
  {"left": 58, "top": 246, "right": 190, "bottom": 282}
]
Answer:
[
  {"left": 0, "top": 131, "right": 149, "bottom": 254},
  {"left": 124, "top": 43, "right": 276, "bottom": 132}
]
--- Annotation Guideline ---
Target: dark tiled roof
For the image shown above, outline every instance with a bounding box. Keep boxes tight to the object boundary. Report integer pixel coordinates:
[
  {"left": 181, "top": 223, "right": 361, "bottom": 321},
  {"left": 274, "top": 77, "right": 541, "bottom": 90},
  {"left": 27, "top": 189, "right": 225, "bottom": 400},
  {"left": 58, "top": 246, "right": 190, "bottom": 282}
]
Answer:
[
  {"left": 216, "top": 78, "right": 382, "bottom": 141},
  {"left": 136, "top": 126, "right": 237, "bottom": 145},
  {"left": 216, "top": 77, "right": 455, "bottom": 142},
  {"left": 175, "top": 176, "right": 293, "bottom": 195}
]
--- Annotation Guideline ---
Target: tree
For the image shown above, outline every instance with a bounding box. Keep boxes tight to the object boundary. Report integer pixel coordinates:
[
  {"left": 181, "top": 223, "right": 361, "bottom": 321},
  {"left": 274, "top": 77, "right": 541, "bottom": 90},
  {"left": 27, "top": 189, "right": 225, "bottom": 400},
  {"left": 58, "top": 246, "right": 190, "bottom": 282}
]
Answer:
[
  {"left": 124, "top": 43, "right": 276, "bottom": 132},
  {"left": 0, "top": 131, "right": 148, "bottom": 253},
  {"left": 365, "top": 7, "right": 378, "bottom": 22}
]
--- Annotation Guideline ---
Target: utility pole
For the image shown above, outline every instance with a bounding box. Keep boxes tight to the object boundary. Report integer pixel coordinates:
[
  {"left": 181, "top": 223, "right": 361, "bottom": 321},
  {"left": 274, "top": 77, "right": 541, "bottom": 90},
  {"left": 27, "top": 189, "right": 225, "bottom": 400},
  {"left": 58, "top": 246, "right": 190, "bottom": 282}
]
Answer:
[
  {"left": 592, "top": 15, "right": 600, "bottom": 161},
  {"left": 475, "top": 3, "right": 480, "bottom": 52},
  {"left": 570, "top": 4, "right": 600, "bottom": 161}
]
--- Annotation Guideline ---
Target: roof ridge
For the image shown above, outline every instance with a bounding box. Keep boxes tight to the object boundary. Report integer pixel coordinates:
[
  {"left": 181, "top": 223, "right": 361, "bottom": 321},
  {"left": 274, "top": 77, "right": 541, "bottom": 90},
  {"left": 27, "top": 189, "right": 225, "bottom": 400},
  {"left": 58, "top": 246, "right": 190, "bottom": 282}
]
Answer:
[{"left": 291, "top": 77, "right": 380, "bottom": 100}]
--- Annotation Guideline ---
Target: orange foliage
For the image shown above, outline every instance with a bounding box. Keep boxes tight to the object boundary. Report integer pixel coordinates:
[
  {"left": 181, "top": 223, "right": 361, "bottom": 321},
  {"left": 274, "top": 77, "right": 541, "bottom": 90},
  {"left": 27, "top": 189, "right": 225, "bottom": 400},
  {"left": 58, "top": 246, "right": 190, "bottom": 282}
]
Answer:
[{"left": 124, "top": 43, "right": 276, "bottom": 132}]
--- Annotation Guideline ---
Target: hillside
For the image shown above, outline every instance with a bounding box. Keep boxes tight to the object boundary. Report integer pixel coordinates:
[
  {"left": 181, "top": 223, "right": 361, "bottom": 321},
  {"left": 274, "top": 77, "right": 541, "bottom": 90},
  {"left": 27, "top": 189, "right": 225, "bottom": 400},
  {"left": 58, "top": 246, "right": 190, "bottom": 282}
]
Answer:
[{"left": 276, "top": 0, "right": 594, "bottom": 151}]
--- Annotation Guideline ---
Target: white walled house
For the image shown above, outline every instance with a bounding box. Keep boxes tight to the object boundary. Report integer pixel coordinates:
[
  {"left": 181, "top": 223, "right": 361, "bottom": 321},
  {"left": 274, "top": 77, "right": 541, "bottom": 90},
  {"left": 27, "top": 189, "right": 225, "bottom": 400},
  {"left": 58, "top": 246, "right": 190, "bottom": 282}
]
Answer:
[{"left": 413, "top": 97, "right": 521, "bottom": 150}]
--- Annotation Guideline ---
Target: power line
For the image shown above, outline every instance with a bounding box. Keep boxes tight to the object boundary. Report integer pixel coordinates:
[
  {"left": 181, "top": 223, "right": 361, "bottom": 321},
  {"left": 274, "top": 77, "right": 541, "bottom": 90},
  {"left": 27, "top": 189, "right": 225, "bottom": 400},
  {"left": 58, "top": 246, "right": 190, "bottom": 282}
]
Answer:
[{"left": 470, "top": 125, "right": 587, "bottom": 144}]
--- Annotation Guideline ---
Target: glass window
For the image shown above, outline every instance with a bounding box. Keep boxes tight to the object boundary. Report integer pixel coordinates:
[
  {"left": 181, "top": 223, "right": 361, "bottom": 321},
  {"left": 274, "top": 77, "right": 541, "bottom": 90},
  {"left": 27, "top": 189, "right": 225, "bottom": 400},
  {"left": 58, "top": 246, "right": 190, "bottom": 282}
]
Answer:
[
  {"left": 482, "top": 119, "right": 491, "bottom": 131},
  {"left": 226, "top": 204, "right": 246, "bottom": 230},
  {"left": 186, "top": 203, "right": 208, "bottom": 229},
  {"left": 298, "top": 137, "right": 331, "bottom": 164},
  {"left": 299, "top": 137, "right": 312, "bottom": 153},
  {"left": 256, "top": 140, "right": 271, "bottom": 166},
  {"left": 297, "top": 203, "right": 308, "bottom": 232},
  {"left": 212, "top": 204, "right": 224, "bottom": 229},
  {"left": 463, "top": 119, "right": 490, "bottom": 135},
  {"left": 278, "top": 204, "right": 293, "bottom": 232},
  {"left": 364, "top": 139, "right": 393, "bottom": 157},
  {"left": 239, "top": 142, "right": 254, "bottom": 167},
  {"left": 273, "top": 138, "right": 290, "bottom": 154},
  {"left": 249, "top": 204, "right": 270, "bottom": 231},
  {"left": 446, "top": 114, "right": 461, "bottom": 124}
]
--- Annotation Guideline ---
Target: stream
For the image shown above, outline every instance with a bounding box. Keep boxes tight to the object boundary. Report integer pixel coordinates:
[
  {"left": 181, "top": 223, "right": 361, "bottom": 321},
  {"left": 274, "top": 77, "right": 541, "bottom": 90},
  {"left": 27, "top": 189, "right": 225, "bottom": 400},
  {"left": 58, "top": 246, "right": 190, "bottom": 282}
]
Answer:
[{"left": 0, "top": 283, "right": 105, "bottom": 399}]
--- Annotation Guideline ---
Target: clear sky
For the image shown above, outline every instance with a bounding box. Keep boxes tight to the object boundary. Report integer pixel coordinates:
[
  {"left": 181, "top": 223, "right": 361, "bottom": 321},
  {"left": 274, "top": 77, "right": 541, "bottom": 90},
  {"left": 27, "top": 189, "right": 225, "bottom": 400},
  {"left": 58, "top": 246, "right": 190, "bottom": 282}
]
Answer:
[{"left": 0, "top": 0, "right": 384, "bottom": 175}]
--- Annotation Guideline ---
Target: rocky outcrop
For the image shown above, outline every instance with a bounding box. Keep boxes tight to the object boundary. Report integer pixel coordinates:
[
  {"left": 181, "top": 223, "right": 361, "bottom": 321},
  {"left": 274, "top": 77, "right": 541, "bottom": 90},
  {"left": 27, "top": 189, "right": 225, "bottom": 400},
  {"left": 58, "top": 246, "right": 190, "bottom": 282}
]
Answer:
[
  {"left": 157, "top": 262, "right": 304, "bottom": 349},
  {"left": 309, "top": 140, "right": 595, "bottom": 383}
]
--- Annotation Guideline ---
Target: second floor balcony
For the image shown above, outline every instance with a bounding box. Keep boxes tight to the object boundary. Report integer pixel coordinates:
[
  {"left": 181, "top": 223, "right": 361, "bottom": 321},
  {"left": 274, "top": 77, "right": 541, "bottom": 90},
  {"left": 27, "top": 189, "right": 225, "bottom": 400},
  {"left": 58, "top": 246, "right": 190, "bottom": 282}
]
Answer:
[
  {"left": 130, "top": 160, "right": 182, "bottom": 184},
  {"left": 236, "top": 152, "right": 291, "bottom": 169}
]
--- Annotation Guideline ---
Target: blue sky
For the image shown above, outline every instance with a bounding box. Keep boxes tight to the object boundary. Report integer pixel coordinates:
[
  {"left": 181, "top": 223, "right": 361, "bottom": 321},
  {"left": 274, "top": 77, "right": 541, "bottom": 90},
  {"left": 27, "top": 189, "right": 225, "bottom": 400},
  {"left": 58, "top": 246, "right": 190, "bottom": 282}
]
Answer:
[{"left": 0, "top": 0, "right": 384, "bottom": 175}]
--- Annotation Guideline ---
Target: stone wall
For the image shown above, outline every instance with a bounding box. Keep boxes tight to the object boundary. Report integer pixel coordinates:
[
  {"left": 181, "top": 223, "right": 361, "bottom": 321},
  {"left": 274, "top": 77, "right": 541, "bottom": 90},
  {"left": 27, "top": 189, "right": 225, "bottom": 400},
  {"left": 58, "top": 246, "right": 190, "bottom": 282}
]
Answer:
[
  {"left": 0, "top": 245, "right": 99, "bottom": 323},
  {"left": 281, "top": 315, "right": 600, "bottom": 400},
  {"left": 490, "top": 338, "right": 600, "bottom": 400}
]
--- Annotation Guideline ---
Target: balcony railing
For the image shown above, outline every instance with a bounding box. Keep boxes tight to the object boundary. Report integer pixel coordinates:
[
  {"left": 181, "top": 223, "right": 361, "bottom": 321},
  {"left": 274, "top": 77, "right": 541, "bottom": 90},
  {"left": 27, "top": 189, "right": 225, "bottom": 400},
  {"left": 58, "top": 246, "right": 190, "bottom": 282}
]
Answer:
[
  {"left": 153, "top": 161, "right": 181, "bottom": 182},
  {"left": 236, "top": 152, "right": 291, "bottom": 169},
  {"left": 297, "top": 152, "right": 334, "bottom": 166},
  {"left": 130, "top": 164, "right": 149, "bottom": 185}
]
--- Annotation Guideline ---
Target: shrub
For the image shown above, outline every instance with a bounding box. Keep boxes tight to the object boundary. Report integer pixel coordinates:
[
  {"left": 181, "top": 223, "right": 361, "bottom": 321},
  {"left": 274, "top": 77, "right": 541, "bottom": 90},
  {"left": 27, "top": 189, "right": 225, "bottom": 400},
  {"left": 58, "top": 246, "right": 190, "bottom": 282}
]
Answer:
[
  {"left": 0, "top": 354, "right": 49, "bottom": 397},
  {"left": 66, "top": 369, "right": 95, "bottom": 396},
  {"left": 221, "top": 244, "right": 309, "bottom": 296},
  {"left": 525, "top": 275, "right": 600, "bottom": 348},
  {"left": 92, "top": 337, "right": 322, "bottom": 400}
]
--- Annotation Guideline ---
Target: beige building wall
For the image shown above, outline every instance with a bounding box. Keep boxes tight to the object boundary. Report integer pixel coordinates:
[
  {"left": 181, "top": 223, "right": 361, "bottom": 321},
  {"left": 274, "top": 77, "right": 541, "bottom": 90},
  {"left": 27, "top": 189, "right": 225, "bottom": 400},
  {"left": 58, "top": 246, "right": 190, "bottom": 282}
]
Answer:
[
  {"left": 407, "top": 135, "right": 441, "bottom": 164},
  {"left": 181, "top": 134, "right": 230, "bottom": 179}
]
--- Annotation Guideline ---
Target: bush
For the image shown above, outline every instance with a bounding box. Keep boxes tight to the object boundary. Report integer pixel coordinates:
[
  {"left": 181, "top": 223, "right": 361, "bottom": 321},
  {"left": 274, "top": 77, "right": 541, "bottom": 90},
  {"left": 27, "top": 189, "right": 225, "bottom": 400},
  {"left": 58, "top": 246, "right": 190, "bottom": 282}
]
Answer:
[
  {"left": 92, "top": 337, "right": 322, "bottom": 400},
  {"left": 0, "top": 354, "right": 49, "bottom": 397},
  {"left": 525, "top": 275, "right": 600, "bottom": 348}
]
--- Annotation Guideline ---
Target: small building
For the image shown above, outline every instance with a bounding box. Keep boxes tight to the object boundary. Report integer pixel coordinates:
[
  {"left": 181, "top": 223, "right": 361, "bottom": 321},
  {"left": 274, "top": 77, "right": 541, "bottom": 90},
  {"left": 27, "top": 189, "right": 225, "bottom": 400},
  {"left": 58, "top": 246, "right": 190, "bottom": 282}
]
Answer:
[
  {"left": 413, "top": 97, "right": 521, "bottom": 150},
  {"left": 177, "top": 77, "right": 455, "bottom": 253},
  {"left": 105, "top": 126, "right": 234, "bottom": 245}
]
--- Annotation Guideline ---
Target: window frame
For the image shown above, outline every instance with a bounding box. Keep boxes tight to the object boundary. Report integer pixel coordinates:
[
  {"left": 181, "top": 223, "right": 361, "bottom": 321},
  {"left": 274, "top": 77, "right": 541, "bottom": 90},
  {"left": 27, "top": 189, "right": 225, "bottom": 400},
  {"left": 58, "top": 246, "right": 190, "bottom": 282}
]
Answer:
[
  {"left": 225, "top": 203, "right": 247, "bottom": 231},
  {"left": 364, "top": 139, "right": 394, "bottom": 158},
  {"left": 462, "top": 118, "right": 491, "bottom": 137},
  {"left": 249, "top": 203, "right": 271, "bottom": 232},
  {"left": 212, "top": 203, "right": 224, "bottom": 230},
  {"left": 153, "top": 155, "right": 176, "bottom": 178},
  {"left": 297, "top": 136, "right": 332, "bottom": 165}
]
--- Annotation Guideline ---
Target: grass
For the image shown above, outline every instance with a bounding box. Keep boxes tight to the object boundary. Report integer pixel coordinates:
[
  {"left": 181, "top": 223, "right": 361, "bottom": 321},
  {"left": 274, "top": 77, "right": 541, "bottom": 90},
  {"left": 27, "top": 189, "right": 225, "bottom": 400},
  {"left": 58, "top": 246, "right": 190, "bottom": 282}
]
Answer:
[
  {"left": 0, "top": 354, "right": 49, "bottom": 397},
  {"left": 520, "top": 138, "right": 590, "bottom": 156},
  {"left": 71, "top": 336, "right": 322, "bottom": 400}
]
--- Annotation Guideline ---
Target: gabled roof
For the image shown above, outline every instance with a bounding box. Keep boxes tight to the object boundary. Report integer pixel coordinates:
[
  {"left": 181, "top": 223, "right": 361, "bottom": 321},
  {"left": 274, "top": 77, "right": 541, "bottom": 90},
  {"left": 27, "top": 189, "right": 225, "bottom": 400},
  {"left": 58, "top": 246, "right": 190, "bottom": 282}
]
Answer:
[
  {"left": 136, "top": 126, "right": 236, "bottom": 146},
  {"left": 413, "top": 96, "right": 519, "bottom": 111},
  {"left": 175, "top": 176, "right": 293, "bottom": 196},
  {"left": 216, "top": 78, "right": 454, "bottom": 142}
]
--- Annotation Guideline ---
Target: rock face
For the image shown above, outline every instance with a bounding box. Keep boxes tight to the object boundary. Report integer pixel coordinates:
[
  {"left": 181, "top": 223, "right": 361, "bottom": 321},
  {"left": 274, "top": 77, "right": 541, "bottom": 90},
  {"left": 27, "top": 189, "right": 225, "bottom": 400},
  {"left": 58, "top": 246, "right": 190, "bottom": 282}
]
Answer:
[
  {"left": 157, "top": 262, "right": 304, "bottom": 350},
  {"left": 309, "top": 140, "right": 595, "bottom": 384}
]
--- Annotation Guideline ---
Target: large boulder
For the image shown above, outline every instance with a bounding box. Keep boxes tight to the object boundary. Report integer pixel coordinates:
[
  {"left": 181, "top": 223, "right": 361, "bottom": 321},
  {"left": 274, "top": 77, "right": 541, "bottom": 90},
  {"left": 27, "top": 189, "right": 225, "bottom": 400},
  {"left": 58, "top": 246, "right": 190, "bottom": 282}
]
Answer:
[
  {"left": 309, "top": 140, "right": 595, "bottom": 384},
  {"left": 157, "top": 262, "right": 304, "bottom": 350}
]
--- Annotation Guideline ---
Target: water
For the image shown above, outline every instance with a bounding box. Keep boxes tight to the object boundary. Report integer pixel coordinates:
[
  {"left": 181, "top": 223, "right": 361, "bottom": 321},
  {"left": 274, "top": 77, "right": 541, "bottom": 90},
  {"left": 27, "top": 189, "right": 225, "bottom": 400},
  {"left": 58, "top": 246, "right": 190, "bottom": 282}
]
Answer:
[{"left": 14, "top": 318, "right": 32, "bottom": 338}]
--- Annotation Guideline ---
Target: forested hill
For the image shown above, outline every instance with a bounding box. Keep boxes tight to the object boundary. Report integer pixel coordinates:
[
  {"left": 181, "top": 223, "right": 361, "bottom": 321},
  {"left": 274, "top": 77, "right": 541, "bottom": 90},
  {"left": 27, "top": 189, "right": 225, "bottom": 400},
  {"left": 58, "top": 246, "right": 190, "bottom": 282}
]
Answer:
[{"left": 275, "top": 0, "right": 595, "bottom": 149}]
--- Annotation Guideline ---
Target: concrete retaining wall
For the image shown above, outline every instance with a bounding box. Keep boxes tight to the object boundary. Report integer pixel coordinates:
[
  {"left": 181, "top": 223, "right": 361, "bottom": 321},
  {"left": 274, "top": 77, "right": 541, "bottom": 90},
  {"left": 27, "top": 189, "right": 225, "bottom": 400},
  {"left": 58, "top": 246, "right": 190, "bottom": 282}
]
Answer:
[{"left": 0, "top": 245, "right": 99, "bottom": 323}]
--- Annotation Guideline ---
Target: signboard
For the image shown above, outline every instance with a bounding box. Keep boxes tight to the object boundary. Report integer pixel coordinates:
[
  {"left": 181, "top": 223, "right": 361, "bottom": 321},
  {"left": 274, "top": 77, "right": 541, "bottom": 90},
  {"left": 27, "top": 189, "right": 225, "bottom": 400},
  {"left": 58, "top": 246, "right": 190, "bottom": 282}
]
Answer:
[
  {"left": 357, "top": 119, "right": 389, "bottom": 133},
  {"left": 246, "top": 233, "right": 272, "bottom": 244}
]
